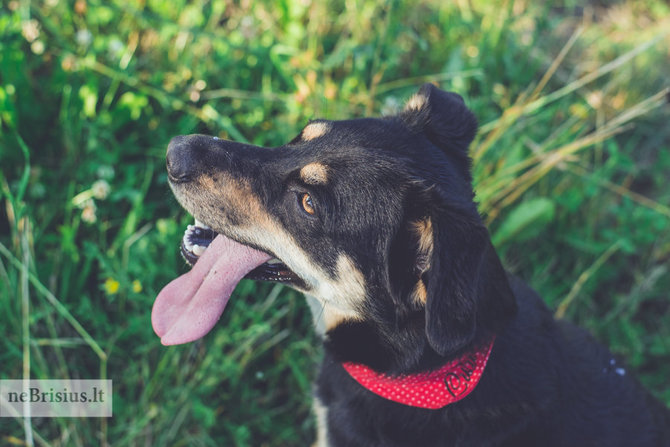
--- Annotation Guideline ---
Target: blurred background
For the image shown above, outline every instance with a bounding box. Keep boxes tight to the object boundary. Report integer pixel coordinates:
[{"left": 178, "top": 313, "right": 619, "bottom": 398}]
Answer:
[{"left": 1, "top": 0, "right": 669, "bottom": 445}]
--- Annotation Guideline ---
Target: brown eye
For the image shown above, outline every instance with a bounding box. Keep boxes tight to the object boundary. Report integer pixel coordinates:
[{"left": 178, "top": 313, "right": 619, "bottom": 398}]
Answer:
[{"left": 300, "top": 193, "right": 316, "bottom": 215}]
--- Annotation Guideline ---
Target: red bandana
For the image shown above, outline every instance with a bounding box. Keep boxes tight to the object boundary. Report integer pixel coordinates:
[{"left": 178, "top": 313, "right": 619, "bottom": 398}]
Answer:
[{"left": 341, "top": 336, "right": 495, "bottom": 409}]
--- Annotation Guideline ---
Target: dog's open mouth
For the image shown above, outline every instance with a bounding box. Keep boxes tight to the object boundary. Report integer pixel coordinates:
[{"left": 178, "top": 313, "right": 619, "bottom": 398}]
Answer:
[
  {"left": 180, "top": 220, "right": 302, "bottom": 285},
  {"left": 151, "top": 219, "right": 303, "bottom": 346}
]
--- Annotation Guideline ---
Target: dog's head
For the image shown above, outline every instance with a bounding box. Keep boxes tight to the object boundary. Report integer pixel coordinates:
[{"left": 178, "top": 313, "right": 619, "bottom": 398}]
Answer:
[{"left": 153, "top": 84, "right": 517, "bottom": 370}]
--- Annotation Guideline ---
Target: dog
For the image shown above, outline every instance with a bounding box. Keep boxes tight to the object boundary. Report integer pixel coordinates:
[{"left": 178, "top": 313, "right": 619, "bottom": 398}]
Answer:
[{"left": 152, "top": 84, "right": 670, "bottom": 446}]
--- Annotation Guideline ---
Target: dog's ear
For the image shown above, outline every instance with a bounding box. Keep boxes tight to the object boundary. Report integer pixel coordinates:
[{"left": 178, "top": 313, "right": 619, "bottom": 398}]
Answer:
[
  {"left": 400, "top": 83, "right": 478, "bottom": 181},
  {"left": 398, "top": 84, "right": 515, "bottom": 356},
  {"left": 418, "top": 190, "right": 517, "bottom": 357}
]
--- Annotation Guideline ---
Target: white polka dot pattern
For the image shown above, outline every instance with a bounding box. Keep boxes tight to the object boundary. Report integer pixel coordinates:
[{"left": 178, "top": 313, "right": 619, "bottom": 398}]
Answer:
[{"left": 342, "top": 336, "right": 495, "bottom": 409}]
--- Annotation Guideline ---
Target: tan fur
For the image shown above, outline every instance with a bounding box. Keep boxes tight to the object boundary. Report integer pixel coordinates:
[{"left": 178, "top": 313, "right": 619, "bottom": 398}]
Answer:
[
  {"left": 411, "top": 218, "right": 433, "bottom": 305},
  {"left": 193, "top": 174, "right": 268, "bottom": 228},
  {"left": 331, "top": 255, "right": 367, "bottom": 310},
  {"left": 312, "top": 398, "right": 330, "bottom": 447},
  {"left": 412, "top": 217, "right": 434, "bottom": 265},
  {"left": 300, "top": 162, "right": 329, "bottom": 185},
  {"left": 322, "top": 302, "right": 361, "bottom": 331},
  {"left": 307, "top": 296, "right": 362, "bottom": 336},
  {"left": 413, "top": 280, "right": 428, "bottom": 305},
  {"left": 404, "top": 92, "right": 428, "bottom": 112},
  {"left": 302, "top": 122, "right": 331, "bottom": 141}
]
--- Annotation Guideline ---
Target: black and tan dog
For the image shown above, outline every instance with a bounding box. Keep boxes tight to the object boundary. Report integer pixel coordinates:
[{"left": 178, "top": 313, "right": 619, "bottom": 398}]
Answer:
[{"left": 153, "top": 84, "right": 670, "bottom": 446}]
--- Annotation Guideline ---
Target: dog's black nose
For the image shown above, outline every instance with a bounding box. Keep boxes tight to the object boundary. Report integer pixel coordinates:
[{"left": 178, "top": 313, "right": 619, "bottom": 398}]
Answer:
[
  {"left": 166, "top": 135, "right": 198, "bottom": 183},
  {"left": 166, "top": 134, "right": 263, "bottom": 183}
]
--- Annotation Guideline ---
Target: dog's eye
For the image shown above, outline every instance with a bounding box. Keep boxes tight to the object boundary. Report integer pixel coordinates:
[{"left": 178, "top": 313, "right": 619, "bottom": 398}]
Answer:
[{"left": 300, "top": 193, "right": 316, "bottom": 215}]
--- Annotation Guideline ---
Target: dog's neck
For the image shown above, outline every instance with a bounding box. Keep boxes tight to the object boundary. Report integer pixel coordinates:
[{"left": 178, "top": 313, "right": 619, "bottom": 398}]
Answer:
[{"left": 341, "top": 335, "right": 495, "bottom": 409}]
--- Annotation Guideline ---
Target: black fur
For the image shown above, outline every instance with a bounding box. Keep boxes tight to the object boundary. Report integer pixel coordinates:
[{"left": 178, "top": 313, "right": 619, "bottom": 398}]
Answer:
[
  {"left": 165, "top": 83, "right": 670, "bottom": 446},
  {"left": 320, "top": 276, "right": 670, "bottom": 446}
]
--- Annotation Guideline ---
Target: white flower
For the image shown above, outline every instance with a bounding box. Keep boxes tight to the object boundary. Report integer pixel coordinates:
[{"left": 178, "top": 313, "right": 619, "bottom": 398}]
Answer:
[
  {"left": 76, "top": 29, "right": 93, "bottom": 47},
  {"left": 31, "top": 40, "right": 45, "bottom": 55},
  {"left": 21, "top": 19, "right": 40, "bottom": 43},
  {"left": 108, "top": 38, "right": 124, "bottom": 57},
  {"left": 91, "top": 179, "right": 110, "bottom": 200},
  {"left": 81, "top": 201, "right": 97, "bottom": 224},
  {"left": 96, "top": 165, "right": 115, "bottom": 180}
]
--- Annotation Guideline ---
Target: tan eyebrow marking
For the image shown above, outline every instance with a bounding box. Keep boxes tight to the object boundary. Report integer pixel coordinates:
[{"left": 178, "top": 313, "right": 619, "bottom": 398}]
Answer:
[
  {"left": 300, "top": 162, "right": 329, "bottom": 185},
  {"left": 301, "top": 122, "right": 331, "bottom": 141}
]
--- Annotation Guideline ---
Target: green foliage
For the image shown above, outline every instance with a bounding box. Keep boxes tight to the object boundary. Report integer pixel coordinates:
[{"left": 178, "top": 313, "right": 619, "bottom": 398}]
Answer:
[
  {"left": 492, "top": 197, "right": 556, "bottom": 246},
  {"left": 1, "top": 0, "right": 669, "bottom": 444}
]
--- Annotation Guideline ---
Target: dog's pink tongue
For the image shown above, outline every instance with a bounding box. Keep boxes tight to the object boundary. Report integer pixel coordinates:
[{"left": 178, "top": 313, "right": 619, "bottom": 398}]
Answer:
[{"left": 152, "top": 234, "right": 271, "bottom": 345}]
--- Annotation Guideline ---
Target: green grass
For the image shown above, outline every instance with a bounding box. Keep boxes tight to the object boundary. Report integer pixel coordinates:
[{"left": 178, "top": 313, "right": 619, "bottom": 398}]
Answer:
[{"left": 1, "top": 0, "right": 669, "bottom": 445}]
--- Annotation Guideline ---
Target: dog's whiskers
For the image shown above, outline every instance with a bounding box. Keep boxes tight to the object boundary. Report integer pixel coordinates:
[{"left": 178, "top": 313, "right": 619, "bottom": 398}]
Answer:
[{"left": 315, "top": 301, "right": 327, "bottom": 334}]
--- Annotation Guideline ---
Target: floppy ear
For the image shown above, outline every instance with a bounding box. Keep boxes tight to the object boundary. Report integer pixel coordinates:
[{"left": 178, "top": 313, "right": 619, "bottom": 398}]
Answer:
[
  {"left": 423, "top": 201, "right": 517, "bottom": 357},
  {"left": 400, "top": 83, "right": 478, "bottom": 182},
  {"left": 399, "top": 84, "right": 516, "bottom": 356}
]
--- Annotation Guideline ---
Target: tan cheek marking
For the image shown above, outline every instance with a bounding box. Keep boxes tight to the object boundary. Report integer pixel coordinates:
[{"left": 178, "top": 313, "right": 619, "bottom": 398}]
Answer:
[
  {"left": 194, "top": 174, "right": 266, "bottom": 226},
  {"left": 322, "top": 303, "right": 361, "bottom": 332},
  {"left": 300, "top": 162, "right": 329, "bottom": 185},
  {"left": 226, "top": 180, "right": 264, "bottom": 224},
  {"left": 195, "top": 173, "right": 218, "bottom": 191},
  {"left": 309, "top": 254, "right": 366, "bottom": 330},
  {"left": 333, "top": 255, "right": 366, "bottom": 308},
  {"left": 404, "top": 92, "right": 428, "bottom": 112},
  {"left": 301, "top": 122, "right": 331, "bottom": 141}
]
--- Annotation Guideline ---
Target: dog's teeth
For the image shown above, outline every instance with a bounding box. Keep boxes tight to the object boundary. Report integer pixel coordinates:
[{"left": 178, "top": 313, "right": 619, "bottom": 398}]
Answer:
[
  {"left": 185, "top": 225, "right": 195, "bottom": 237},
  {"left": 192, "top": 245, "right": 206, "bottom": 256},
  {"left": 267, "top": 258, "right": 282, "bottom": 264}
]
